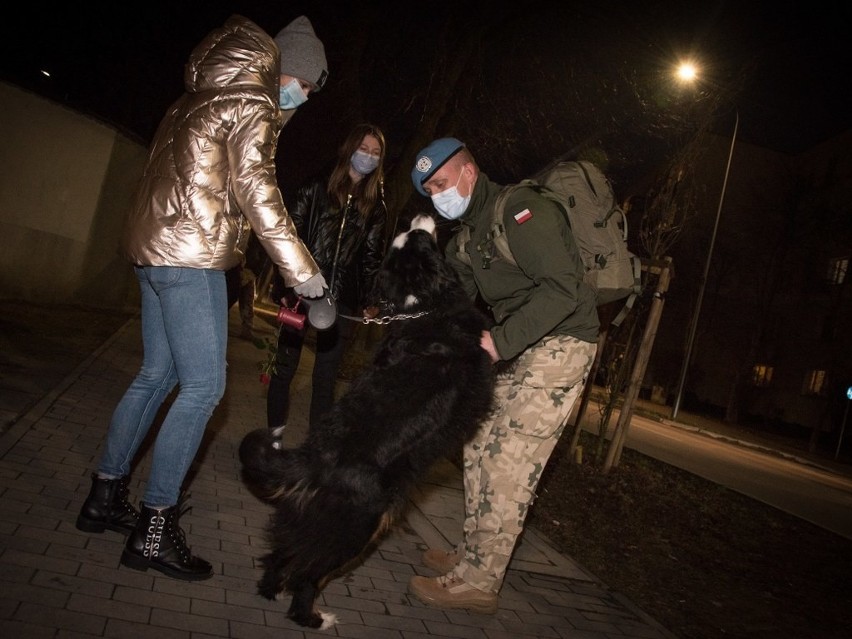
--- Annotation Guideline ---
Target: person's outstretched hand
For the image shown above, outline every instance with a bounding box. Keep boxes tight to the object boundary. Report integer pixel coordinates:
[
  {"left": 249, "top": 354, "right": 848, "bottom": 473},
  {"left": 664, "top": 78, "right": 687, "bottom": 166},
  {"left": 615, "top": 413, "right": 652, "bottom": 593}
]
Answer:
[
  {"left": 480, "top": 329, "right": 500, "bottom": 363},
  {"left": 293, "top": 272, "right": 327, "bottom": 298}
]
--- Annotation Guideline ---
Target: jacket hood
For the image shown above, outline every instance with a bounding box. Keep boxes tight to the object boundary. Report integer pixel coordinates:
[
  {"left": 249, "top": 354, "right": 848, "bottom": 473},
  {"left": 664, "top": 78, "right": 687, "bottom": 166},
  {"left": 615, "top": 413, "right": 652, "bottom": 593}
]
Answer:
[{"left": 184, "top": 15, "right": 279, "bottom": 98}]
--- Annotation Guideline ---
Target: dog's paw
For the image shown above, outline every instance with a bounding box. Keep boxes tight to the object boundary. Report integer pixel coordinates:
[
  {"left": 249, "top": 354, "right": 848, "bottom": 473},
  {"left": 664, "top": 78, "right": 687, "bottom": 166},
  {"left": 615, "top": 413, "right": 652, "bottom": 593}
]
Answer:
[
  {"left": 288, "top": 608, "right": 328, "bottom": 629},
  {"left": 319, "top": 610, "right": 338, "bottom": 629},
  {"left": 257, "top": 581, "right": 281, "bottom": 601},
  {"left": 271, "top": 425, "right": 286, "bottom": 449},
  {"left": 258, "top": 590, "right": 277, "bottom": 601}
]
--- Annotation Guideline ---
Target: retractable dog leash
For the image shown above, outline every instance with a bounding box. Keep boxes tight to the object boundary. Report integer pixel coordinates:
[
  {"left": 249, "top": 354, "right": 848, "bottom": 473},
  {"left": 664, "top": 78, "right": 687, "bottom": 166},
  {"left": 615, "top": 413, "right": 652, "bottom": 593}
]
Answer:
[
  {"left": 281, "top": 196, "right": 430, "bottom": 328},
  {"left": 277, "top": 197, "right": 351, "bottom": 332},
  {"left": 277, "top": 292, "right": 338, "bottom": 331}
]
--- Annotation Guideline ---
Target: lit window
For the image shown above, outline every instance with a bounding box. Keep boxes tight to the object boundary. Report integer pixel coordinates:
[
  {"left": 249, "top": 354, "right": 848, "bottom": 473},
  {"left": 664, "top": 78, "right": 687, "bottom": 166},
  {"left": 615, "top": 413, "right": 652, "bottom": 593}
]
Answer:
[
  {"left": 751, "top": 365, "right": 773, "bottom": 388},
  {"left": 802, "top": 369, "right": 828, "bottom": 395},
  {"left": 827, "top": 257, "right": 848, "bottom": 285}
]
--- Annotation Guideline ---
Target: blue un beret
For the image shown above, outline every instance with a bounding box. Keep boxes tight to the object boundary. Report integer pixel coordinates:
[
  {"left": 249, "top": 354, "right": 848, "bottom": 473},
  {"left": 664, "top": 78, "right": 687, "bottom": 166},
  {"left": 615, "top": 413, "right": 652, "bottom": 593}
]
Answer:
[{"left": 411, "top": 137, "right": 465, "bottom": 196}]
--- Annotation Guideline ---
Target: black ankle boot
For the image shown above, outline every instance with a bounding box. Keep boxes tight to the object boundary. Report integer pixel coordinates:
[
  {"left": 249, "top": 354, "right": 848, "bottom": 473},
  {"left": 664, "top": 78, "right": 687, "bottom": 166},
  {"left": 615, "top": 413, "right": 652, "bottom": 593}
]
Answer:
[
  {"left": 76, "top": 474, "right": 139, "bottom": 535},
  {"left": 120, "top": 503, "right": 213, "bottom": 581}
]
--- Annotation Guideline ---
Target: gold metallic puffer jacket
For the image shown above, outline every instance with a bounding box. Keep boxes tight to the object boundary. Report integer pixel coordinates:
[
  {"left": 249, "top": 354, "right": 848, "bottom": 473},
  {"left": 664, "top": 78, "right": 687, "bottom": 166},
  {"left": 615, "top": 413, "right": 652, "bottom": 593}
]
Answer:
[{"left": 121, "top": 15, "right": 318, "bottom": 287}]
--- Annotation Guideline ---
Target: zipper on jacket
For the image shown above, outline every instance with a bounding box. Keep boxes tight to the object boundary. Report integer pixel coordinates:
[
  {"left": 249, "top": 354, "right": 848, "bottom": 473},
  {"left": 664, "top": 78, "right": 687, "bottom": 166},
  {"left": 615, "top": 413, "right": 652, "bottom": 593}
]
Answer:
[{"left": 329, "top": 194, "right": 352, "bottom": 294}]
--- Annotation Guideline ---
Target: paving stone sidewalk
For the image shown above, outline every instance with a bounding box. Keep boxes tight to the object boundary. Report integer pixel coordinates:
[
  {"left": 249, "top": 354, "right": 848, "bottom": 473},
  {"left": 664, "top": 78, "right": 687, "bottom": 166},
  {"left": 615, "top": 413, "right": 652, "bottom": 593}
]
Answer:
[{"left": 0, "top": 308, "right": 676, "bottom": 638}]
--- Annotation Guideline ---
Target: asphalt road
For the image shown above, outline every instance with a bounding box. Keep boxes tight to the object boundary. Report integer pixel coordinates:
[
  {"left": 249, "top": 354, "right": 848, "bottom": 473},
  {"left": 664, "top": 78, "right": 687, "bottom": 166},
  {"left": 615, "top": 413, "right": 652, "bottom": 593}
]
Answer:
[{"left": 607, "top": 413, "right": 852, "bottom": 541}]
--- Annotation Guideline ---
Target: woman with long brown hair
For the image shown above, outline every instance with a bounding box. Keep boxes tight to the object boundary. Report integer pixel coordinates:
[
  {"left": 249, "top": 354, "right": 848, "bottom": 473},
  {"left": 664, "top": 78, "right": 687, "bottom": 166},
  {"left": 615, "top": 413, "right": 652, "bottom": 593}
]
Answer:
[{"left": 267, "top": 123, "right": 389, "bottom": 430}]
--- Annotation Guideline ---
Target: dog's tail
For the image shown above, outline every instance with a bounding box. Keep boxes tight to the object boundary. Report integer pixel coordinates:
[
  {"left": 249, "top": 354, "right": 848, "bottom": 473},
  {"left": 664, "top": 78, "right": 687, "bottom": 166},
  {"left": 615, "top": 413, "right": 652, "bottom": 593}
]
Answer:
[{"left": 238, "top": 428, "right": 311, "bottom": 502}]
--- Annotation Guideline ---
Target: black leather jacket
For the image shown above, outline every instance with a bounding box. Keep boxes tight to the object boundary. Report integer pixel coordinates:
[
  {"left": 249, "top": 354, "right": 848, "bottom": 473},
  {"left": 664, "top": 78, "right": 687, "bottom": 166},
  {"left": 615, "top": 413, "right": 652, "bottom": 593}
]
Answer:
[{"left": 275, "top": 173, "right": 388, "bottom": 310}]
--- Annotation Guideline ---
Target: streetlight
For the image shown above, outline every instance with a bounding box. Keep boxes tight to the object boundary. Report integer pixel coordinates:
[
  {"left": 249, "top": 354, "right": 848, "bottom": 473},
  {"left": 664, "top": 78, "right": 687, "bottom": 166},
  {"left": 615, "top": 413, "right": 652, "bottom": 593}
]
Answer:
[{"left": 671, "top": 63, "right": 739, "bottom": 420}]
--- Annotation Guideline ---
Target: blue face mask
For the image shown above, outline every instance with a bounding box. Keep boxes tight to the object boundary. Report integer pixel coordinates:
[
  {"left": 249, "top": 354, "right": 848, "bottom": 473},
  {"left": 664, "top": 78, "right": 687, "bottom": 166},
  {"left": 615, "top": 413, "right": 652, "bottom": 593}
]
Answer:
[
  {"left": 431, "top": 170, "right": 471, "bottom": 220},
  {"left": 279, "top": 79, "right": 308, "bottom": 110},
  {"left": 350, "top": 150, "right": 380, "bottom": 175}
]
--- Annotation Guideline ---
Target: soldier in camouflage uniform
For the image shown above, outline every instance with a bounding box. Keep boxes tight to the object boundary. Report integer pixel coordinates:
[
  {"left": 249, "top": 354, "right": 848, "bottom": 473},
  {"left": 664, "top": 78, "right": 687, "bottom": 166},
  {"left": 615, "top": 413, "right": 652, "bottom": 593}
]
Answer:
[{"left": 408, "top": 138, "right": 599, "bottom": 613}]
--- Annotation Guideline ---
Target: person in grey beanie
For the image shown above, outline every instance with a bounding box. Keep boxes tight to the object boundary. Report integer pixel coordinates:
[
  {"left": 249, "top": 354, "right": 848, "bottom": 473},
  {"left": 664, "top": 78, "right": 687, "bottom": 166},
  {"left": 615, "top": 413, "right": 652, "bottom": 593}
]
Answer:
[
  {"left": 75, "top": 14, "right": 329, "bottom": 581},
  {"left": 275, "top": 15, "right": 329, "bottom": 106}
]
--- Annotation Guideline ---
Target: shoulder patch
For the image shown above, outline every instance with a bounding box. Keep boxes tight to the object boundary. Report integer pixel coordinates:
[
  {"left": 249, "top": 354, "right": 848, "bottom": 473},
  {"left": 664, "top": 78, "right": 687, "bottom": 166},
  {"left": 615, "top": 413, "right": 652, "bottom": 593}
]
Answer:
[{"left": 513, "top": 208, "right": 533, "bottom": 224}]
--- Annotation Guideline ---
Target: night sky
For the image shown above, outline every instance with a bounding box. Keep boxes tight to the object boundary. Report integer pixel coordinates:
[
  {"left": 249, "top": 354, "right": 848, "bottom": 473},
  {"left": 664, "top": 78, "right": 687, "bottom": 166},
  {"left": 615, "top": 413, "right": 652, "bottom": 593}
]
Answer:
[
  {"left": 2, "top": 0, "right": 849, "bottom": 418},
  {"left": 2, "top": 0, "right": 849, "bottom": 186}
]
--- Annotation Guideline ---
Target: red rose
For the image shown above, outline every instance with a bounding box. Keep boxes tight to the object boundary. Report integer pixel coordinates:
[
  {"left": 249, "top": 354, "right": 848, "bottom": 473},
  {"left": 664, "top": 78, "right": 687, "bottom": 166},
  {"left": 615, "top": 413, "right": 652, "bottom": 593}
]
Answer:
[{"left": 259, "top": 373, "right": 271, "bottom": 385}]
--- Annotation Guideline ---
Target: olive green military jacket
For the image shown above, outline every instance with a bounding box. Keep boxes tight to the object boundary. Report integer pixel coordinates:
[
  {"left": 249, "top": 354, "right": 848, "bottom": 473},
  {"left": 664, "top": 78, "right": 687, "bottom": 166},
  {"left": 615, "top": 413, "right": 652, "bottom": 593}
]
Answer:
[{"left": 445, "top": 173, "right": 599, "bottom": 360}]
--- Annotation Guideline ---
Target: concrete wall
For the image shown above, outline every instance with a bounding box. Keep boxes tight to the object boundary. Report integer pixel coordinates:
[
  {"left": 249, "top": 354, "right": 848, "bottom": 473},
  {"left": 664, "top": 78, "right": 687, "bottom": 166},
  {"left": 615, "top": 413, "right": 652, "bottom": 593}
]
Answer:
[{"left": 0, "top": 82, "right": 147, "bottom": 309}]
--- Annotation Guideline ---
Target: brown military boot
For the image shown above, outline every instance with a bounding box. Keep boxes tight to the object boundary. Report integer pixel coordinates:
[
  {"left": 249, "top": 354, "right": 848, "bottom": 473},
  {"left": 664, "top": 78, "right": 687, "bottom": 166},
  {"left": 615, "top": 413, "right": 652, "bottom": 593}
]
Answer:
[
  {"left": 409, "top": 573, "right": 498, "bottom": 614},
  {"left": 422, "top": 547, "right": 462, "bottom": 573}
]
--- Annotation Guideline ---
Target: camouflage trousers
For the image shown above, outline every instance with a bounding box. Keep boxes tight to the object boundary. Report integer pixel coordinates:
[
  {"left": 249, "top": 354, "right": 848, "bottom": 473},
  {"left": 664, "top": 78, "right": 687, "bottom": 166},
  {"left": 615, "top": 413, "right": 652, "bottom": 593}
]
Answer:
[{"left": 454, "top": 334, "right": 597, "bottom": 592}]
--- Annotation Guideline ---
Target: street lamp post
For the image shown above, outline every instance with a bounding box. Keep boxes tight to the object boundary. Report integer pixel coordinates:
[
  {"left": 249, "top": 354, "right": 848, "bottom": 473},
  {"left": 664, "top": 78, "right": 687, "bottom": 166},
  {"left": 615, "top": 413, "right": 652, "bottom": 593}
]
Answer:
[{"left": 671, "top": 108, "right": 739, "bottom": 420}]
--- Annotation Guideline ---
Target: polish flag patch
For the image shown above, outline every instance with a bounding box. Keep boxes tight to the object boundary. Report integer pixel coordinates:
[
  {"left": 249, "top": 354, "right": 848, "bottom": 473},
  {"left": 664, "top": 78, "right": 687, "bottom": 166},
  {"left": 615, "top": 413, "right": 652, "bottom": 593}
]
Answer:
[{"left": 513, "top": 208, "right": 533, "bottom": 224}]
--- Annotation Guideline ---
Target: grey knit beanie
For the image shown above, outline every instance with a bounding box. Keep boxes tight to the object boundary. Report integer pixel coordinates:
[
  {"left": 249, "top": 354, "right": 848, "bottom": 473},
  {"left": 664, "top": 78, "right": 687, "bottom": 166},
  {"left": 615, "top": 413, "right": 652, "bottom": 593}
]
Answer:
[{"left": 274, "top": 16, "right": 328, "bottom": 91}]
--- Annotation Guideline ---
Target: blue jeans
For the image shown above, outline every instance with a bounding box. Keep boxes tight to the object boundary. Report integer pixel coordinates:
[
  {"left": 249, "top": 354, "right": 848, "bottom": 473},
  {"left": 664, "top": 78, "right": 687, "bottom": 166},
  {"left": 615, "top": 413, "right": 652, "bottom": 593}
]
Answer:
[{"left": 98, "top": 266, "right": 228, "bottom": 506}]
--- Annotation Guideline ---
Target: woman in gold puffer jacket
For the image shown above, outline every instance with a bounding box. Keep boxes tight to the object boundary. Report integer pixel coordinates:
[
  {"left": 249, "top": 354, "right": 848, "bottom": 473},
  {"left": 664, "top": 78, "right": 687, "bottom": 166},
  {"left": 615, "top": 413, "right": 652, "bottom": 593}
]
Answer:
[
  {"left": 76, "top": 14, "right": 329, "bottom": 582},
  {"left": 122, "top": 15, "right": 318, "bottom": 285}
]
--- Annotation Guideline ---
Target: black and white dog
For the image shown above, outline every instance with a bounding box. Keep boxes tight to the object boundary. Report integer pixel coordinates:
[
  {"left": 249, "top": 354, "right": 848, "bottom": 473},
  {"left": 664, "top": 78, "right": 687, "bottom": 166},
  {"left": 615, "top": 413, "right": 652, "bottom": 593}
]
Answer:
[{"left": 238, "top": 214, "right": 495, "bottom": 629}]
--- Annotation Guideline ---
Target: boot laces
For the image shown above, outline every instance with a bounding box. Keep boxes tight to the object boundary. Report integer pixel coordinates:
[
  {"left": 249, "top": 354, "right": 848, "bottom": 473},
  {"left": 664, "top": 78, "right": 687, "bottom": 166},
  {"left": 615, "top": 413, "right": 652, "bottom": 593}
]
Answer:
[
  {"left": 117, "top": 478, "right": 136, "bottom": 515},
  {"left": 437, "top": 574, "right": 461, "bottom": 588},
  {"left": 167, "top": 494, "right": 195, "bottom": 560}
]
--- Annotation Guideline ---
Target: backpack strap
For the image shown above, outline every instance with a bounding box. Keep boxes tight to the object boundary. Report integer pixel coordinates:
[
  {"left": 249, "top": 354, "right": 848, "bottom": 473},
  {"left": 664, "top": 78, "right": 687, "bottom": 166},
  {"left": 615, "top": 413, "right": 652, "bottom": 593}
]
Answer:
[
  {"left": 610, "top": 284, "right": 636, "bottom": 327},
  {"left": 454, "top": 224, "right": 472, "bottom": 266},
  {"left": 609, "top": 255, "right": 643, "bottom": 327},
  {"left": 575, "top": 161, "right": 623, "bottom": 232},
  {"left": 455, "top": 184, "right": 521, "bottom": 268},
  {"left": 487, "top": 185, "right": 520, "bottom": 267},
  {"left": 575, "top": 161, "right": 598, "bottom": 198}
]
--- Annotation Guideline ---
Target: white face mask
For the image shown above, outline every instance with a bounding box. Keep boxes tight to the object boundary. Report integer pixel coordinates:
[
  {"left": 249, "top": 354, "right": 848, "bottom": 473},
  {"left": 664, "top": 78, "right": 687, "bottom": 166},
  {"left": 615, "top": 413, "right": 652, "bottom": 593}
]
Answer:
[
  {"left": 431, "top": 169, "right": 471, "bottom": 220},
  {"left": 279, "top": 78, "right": 308, "bottom": 110},
  {"left": 350, "top": 150, "right": 380, "bottom": 175}
]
